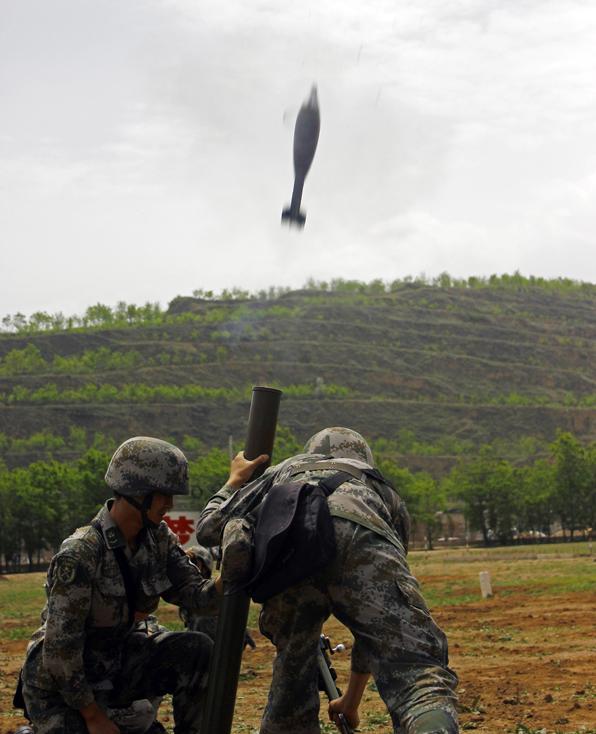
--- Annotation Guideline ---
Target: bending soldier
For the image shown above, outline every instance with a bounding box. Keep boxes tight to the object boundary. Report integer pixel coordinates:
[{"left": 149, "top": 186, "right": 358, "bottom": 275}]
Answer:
[
  {"left": 17, "top": 437, "right": 222, "bottom": 734},
  {"left": 197, "top": 427, "right": 459, "bottom": 734}
]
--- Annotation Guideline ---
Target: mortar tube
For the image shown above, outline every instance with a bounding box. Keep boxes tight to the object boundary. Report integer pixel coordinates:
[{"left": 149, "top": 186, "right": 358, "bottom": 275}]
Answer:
[{"left": 200, "top": 386, "right": 282, "bottom": 734}]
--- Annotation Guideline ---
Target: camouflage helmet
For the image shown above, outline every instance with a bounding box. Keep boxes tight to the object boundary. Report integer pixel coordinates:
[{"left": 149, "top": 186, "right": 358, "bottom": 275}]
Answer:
[
  {"left": 304, "top": 427, "right": 374, "bottom": 466},
  {"left": 105, "top": 437, "right": 189, "bottom": 497}
]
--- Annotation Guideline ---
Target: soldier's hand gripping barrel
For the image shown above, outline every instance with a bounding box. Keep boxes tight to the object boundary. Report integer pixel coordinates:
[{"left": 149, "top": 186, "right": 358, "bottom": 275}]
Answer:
[{"left": 201, "top": 386, "right": 282, "bottom": 734}]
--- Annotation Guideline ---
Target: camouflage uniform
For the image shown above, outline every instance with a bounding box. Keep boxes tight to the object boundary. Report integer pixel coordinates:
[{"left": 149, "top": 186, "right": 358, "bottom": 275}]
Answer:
[
  {"left": 180, "top": 546, "right": 255, "bottom": 650},
  {"left": 197, "top": 428, "right": 458, "bottom": 734},
  {"left": 179, "top": 546, "right": 218, "bottom": 641},
  {"left": 21, "top": 437, "right": 220, "bottom": 734}
]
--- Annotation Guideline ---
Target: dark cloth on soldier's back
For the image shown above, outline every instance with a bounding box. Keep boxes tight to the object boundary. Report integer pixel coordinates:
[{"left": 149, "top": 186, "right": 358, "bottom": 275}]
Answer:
[
  {"left": 196, "top": 452, "right": 411, "bottom": 553},
  {"left": 246, "top": 470, "right": 347, "bottom": 602},
  {"left": 21, "top": 500, "right": 219, "bottom": 728}
]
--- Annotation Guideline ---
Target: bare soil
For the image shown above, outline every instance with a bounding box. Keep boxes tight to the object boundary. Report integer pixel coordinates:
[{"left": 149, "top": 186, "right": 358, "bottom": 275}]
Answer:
[
  {"left": 223, "top": 589, "right": 596, "bottom": 733},
  {"left": 2, "top": 585, "right": 594, "bottom": 733}
]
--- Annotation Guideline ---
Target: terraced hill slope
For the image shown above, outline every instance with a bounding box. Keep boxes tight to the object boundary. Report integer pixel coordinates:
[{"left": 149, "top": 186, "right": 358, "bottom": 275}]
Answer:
[{"left": 0, "top": 282, "right": 594, "bottom": 470}]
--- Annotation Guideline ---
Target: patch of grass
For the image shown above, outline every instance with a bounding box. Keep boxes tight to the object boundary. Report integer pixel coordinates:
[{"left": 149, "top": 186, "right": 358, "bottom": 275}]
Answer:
[
  {"left": 238, "top": 669, "right": 258, "bottom": 681},
  {"left": 247, "top": 604, "right": 261, "bottom": 628},
  {"left": 411, "top": 542, "right": 593, "bottom": 564},
  {"left": 0, "top": 576, "right": 45, "bottom": 607},
  {"left": 6, "top": 626, "right": 35, "bottom": 641},
  {"left": 0, "top": 574, "right": 46, "bottom": 640},
  {"left": 460, "top": 695, "right": 486, "bottom": 714},
  {"left": 411, "top": 544, "right": 596, "bottom": 609},
  {"left": 319, "top": 722, "right": 337, "bottom": 733},
  {"left": 365, "top": 711, "right": 391, "bottom": 725}
]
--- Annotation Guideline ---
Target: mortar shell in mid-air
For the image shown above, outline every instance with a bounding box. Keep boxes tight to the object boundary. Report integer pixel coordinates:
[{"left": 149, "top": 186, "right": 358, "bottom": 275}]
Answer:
[{"left": 282, "top": 85, "right": 320, "bottom": 228}]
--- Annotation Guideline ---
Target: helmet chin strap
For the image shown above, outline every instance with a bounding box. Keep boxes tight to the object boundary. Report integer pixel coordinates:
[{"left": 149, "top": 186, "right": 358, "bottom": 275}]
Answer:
[{"left": 123, "top": 494, "right": 159, "bottom": 530}]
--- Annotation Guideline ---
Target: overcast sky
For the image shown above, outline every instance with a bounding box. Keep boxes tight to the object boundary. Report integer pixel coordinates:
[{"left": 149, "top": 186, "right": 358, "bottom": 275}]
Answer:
[{"left": 1, "top": 0, "right": 595, "bottom": 316}]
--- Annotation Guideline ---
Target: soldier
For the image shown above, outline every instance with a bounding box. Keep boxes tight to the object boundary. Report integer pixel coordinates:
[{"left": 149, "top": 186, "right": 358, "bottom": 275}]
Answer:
[
  {"left": 17, "top": 437, "right": 223, "bottom": 734},
  {"left": 197, "top": 427, "right": 459, "bottom": 734}
]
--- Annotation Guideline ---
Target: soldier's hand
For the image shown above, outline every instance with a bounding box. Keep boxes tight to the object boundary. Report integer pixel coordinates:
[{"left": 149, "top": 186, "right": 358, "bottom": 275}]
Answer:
[
  {"left": 328, "top": 694, "right": 359, "bottom": 730},
  {"left": 227, "top": 451, "right": 269, "bottom": 489},
  {"left": 80, "top": 701, "right": 121, "bottom": 734}
]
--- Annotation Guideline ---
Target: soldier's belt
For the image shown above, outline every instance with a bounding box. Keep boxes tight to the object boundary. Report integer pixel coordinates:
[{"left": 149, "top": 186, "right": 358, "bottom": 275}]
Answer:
[{"left": 289, "top": 460, "right": 367, "bottom": 482}]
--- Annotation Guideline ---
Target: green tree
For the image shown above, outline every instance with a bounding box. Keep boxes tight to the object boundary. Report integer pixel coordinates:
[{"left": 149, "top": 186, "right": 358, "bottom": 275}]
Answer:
[
  {"left": 445, "top": 448, "right": 518, "bottom": 545},
  {"left": 0, "top": 344, "right": 47, "bottom": 375},
  {"left": 487, "top": 460, "right": 519, "bottom": 543},
  {"left": 408, "top": 472, "right": 446, "bottom": 549},
  {"left": 84, "top": 303, "right": 115, "bottom": 327},
  {"left": 274, "top": 425, "right": 303, "bottom": 462},
  {"left": 188, "top": 448, "right": 230, "bottom": 507},
  {"left": 76, "top": 449, "right": 112, "bottom": 520},
  {"left": 445, "top": 454, "right": 492, "bottom": 544},
  {"left": 0, "top": 463, "right": 20, "bottom": 569},
  {"left": 516, "top": 460, "right": 556, "bottom": 536},
  {"left": 11, "top": 467, "right": 52, "bottom": 566},
  {"left": 550, "top": 433, "right": 591, "bottom": 538},
  {"left": 586, "top": 442, "right": 596, "bottom": 531},
  {"left": 376, "top": 458, "right": 415, "bottom": 502},
  {"left": 27, "top": 460, "right": 79, "bottom": 551},
  {"left": 29, "top": 311, "right": 54, "bottom": 331}
]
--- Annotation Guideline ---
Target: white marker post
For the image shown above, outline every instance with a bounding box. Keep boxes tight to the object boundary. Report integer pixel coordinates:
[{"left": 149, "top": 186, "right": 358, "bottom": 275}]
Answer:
[{"left": 479, "top": 571, "right": 493, "bottom": 599}]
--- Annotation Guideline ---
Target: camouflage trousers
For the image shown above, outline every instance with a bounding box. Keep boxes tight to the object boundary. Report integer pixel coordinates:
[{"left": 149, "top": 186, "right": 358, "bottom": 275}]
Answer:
[
  {"left": 259, "top": 519, "right": 459, "bottom": 734},
  {"left": 22, "top": 628, "right": 212, "bottom": 734},
  {"left": 180, "top": 610, "right": 219, "bottom": 639}
]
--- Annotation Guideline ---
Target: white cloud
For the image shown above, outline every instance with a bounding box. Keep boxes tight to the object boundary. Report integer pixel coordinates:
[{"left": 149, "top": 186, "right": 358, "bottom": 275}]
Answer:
[{"left": 1, "top": 0, "right": 595, "bottom": 315}]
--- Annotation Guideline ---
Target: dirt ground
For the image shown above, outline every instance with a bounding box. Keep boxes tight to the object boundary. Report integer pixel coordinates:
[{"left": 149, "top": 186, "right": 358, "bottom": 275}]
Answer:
[
  {"left": 1, "top": 563, "right": 595, "bottom": 733},
  {"left": 221, "top": 589, "right": 596, "bottom": 733}
]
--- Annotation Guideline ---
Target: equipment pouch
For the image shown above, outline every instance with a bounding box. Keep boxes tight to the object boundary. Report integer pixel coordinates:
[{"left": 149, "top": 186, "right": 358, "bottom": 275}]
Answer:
[{"left": 247, "top": 471, "right": 351, "bottom": 602}]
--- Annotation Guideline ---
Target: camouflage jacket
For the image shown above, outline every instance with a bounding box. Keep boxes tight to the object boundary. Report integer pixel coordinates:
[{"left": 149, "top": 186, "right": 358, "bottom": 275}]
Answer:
[
  {"left": 23, "top": 501, "right": 219, "bottom": 710},
  {"left": 196, "top": 453, "right": 410, "bottom": 554}
]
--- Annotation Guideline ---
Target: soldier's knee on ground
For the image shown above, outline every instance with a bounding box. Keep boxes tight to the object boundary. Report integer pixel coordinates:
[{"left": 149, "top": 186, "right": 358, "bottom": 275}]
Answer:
[
  {"left": 154, "top": 630, "right": 213, "bottom": 684},
  {"left": 408, "top": 709, "right": 458, "bottom": 734}
]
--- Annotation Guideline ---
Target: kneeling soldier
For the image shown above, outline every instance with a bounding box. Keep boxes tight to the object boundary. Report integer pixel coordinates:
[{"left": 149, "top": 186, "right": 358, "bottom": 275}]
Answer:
[{"left": 17, "top": 437, "right": 222, "bottom": 734}]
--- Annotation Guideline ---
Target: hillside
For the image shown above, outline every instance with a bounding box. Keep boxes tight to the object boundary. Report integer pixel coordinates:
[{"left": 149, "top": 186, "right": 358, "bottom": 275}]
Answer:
[{"left": 0, "top": 280, "right": 594, "bottom": 472}]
